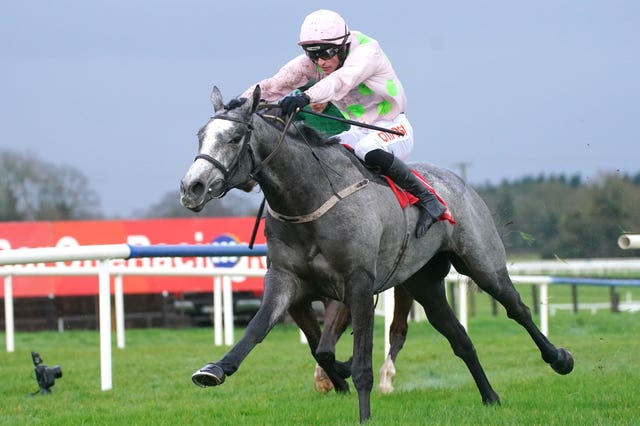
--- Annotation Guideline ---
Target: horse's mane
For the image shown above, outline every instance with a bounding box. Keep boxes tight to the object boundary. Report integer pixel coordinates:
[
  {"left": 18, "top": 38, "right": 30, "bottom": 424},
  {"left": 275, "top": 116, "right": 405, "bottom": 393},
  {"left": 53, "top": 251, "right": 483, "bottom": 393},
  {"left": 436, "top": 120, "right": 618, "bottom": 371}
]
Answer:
[
  {"left": 288, "top": 124, "right": 341, "bottom": 148},
  {"left": 221, "top": 95, "right": 387, "bottom": 193},
  {"left": 223, "top": 97, "right": 342, "bottom": 148}
]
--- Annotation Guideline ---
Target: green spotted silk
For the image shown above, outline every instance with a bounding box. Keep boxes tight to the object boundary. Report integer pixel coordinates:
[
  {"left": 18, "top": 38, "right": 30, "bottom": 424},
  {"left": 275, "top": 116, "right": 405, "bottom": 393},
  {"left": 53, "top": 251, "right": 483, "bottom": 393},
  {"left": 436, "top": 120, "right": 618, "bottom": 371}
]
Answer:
[
  {"left": 310, "top": 32, "right": 402, "bottom": 122},
  {"left": 386, "top": 79, "right": 398, "bottom": 97},
  {"left": 347, "top": 104, "right": 366, "bottom": 118},
  {"left": 355, "top": 33, "right": 372, "bottom": 44},
  {"left": 358, "top": 84, "right": 373, "bottom": 96},
  {"left": 347, "top": 79, "right": 399, "bottom": 119}
]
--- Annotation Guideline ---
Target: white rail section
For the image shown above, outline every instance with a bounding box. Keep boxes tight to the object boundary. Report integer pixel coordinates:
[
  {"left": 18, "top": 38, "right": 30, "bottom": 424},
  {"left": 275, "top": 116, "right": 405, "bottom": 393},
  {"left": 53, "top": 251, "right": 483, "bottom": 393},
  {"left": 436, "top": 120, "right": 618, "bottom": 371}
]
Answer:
[
  {"left": 618, "top": 234, "right": 640, "bottom": 250},
  {"left": 2, "top": 240, "right": 639, "bottom": 392}
]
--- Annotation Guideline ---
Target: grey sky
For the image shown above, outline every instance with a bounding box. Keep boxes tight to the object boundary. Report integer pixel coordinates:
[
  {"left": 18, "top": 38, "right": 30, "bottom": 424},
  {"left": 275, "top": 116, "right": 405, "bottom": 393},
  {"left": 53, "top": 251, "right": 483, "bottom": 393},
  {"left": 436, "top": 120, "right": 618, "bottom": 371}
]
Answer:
[{"left": 2, "top": 1, "right": 638, "bottom": 217}]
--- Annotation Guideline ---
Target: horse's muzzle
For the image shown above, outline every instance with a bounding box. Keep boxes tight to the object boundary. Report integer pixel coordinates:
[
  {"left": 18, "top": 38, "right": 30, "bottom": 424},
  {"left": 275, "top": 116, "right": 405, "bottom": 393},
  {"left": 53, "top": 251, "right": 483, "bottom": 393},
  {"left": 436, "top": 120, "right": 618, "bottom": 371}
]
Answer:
[{"left": 180, "top": 174, "right": 227, "bottom": 210}]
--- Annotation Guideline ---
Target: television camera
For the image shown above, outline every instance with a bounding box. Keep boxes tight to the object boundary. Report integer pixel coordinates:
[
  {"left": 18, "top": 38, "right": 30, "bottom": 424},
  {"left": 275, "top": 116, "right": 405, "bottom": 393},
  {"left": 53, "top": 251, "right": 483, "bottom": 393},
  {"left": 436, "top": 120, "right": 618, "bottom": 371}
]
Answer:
[{"left": 31, "top": 351, "right": 62, "bottom": 395}]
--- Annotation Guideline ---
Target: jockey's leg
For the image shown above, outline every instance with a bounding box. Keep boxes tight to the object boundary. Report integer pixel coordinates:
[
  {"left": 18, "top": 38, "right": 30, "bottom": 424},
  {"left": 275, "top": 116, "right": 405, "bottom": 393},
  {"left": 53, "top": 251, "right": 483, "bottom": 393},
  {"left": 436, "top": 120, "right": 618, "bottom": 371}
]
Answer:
[{"left": 365, "top": 149, "right": 446, "bottom": 238}]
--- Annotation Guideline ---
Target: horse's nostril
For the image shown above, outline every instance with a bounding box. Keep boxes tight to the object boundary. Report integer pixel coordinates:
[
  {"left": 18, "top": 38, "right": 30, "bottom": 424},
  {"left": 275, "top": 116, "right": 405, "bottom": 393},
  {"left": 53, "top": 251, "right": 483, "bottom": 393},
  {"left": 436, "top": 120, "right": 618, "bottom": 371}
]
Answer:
[{"left": 190, "top": 181, "right": 205, "bottom": 198}]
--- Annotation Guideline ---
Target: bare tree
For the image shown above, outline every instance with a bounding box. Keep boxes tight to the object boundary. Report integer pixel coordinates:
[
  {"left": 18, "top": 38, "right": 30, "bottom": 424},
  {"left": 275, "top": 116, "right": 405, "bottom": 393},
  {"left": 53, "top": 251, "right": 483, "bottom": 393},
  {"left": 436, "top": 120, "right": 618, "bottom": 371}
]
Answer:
[
  {"left": 0, "top": 149, "right": 102, "bottom": 221},
  {"left": 138, "top": 189, "right": 262, "bottom": 218}
]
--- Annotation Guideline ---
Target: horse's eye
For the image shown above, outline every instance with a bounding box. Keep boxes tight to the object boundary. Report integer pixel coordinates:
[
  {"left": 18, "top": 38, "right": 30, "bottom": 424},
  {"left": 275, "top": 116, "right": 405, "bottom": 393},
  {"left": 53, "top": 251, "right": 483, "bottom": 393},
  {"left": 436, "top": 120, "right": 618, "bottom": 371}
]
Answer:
[{"left": 230, "top": 135, "right": 242, "bottom": 144}]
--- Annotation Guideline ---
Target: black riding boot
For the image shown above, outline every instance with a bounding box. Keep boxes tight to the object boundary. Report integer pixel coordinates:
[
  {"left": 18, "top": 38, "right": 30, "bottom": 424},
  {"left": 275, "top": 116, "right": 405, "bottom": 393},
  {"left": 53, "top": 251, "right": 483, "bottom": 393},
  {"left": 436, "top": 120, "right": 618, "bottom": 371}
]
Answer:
[{"left": 385, "top": 157, "right": 446, "bottom": 238}]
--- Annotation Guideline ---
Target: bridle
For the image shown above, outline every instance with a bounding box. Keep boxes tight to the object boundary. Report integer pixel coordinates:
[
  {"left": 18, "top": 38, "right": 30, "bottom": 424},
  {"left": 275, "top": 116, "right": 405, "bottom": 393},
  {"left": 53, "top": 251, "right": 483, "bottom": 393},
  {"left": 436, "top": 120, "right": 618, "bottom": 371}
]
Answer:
[
  {"left": 192, "top": 105, "right": 293, "bottom": 198},
  {"left": 193, "top": 102, "right": 369, "bottom": 227},
  {"left": 193, "top": 115, "right": 255, "bottom": 198}
]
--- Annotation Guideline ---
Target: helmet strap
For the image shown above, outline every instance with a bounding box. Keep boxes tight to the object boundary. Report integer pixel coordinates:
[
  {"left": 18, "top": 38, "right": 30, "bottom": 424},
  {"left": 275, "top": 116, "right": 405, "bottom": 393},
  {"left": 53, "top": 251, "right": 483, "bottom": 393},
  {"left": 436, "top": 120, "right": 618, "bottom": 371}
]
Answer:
[
  {"left": 337, "top": 44, "right": 350, "bottom": 68},
  {"left": 337, "top": 25, "right": 350, "bottom": 67}
]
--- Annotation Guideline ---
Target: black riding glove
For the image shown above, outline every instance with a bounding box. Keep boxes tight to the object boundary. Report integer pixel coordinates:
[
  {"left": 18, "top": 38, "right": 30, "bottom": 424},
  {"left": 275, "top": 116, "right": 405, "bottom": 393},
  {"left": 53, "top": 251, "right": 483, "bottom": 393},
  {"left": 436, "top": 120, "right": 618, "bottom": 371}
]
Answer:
[
  {"left": 279, "top": 93, "right": 310, "bottom": 115},
  {"left": 224, "top": 98, "right": 246, "bottom": 110}
]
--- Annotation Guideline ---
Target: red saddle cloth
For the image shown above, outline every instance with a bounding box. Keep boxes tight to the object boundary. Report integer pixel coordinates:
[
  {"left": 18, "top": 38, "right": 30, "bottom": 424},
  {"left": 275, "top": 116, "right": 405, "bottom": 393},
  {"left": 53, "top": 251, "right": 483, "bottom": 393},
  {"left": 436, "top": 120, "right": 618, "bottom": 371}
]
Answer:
[
  {"left": 382, "top": 172, "right": 456, "bottom": 225},
  {"left": 338, "top": 143, "right": 454, "bottom": 224}
]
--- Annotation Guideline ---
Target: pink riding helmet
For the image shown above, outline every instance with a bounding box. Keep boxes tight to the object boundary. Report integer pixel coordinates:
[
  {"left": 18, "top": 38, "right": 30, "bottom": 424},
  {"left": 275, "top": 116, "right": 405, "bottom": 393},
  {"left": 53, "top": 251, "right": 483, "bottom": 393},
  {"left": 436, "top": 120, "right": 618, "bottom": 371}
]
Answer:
[{"left": 298, "top": 9, "right": 352, "bottom": 47}]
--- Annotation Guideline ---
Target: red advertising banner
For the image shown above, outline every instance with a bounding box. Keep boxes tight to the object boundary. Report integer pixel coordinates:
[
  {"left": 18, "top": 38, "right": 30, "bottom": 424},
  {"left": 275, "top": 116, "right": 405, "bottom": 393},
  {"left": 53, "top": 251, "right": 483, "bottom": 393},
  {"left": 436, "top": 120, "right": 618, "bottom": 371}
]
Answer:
[{"left": 0, "top": 217, "right": 266, "bottom": 298}]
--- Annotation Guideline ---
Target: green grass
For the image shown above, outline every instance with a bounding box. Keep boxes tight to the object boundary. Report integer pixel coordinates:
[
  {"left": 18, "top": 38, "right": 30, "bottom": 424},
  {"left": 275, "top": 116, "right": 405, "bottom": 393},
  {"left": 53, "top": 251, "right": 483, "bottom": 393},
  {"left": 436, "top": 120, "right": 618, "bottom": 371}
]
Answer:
[
  {"left": 1, "top": 309, "right": 639, "bottom": 425},
  {"left": 467, "top": 283, "right": 639, "bottom": 317}
]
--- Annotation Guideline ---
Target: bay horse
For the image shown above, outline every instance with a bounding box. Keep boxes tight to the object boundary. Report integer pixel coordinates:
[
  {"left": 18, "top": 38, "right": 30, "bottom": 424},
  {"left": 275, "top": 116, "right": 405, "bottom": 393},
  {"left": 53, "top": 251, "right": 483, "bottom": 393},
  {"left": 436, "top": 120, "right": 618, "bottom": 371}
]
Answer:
[
  {"left": 313, "top": 286, "right": 414, "bottom": 394},
  {"left": 179, "top": 86, "right": 573, "bottom": 423}
]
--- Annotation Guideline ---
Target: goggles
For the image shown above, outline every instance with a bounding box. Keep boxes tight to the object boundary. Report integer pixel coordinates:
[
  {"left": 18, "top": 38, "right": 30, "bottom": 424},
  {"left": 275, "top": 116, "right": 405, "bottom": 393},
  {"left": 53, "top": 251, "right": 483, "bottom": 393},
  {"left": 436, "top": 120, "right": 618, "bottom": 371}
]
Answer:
[{"left": 304, "top": 45, "right": 341, "bottom": 62}]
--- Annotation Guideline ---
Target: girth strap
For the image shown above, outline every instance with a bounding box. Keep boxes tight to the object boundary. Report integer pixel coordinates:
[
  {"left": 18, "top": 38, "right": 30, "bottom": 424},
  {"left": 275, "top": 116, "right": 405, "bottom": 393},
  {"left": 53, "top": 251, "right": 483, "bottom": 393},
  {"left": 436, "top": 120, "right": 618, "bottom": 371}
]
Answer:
[
  {"left": 376, "top": 207, "right": 411, "bottom": 292},
  {"left": 267, "top": 179, "right": 369, "bottom": 223}
]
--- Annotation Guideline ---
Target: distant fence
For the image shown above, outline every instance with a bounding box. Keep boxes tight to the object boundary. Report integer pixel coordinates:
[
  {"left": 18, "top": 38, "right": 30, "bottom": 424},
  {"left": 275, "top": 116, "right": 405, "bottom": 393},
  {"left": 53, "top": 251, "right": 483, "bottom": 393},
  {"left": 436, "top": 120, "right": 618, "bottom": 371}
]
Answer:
[{"left": 2, "top": 244, "right": 640, "bottom": 393}]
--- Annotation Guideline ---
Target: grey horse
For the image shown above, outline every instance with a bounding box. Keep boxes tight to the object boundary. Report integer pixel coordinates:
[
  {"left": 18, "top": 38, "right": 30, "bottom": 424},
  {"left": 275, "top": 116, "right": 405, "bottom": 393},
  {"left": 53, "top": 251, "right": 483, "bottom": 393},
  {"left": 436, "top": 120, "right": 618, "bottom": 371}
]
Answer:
[{"left": 180, "top": 86, "right": 573, "bottom": 424}]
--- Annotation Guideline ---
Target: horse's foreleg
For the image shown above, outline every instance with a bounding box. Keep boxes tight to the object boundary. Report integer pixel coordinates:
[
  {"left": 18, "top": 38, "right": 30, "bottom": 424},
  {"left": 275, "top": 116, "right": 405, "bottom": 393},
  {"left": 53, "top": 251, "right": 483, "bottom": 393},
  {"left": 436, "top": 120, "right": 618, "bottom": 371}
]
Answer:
[
  {"left": 407, "top": 278, "right": 501, "bottom": 405},
  {"left": 346, "top": 270, "right": 375, "bottom": 424},
  {"left": 191, "top": 270, "right": 296, "bottom": 388},
  {"left": 379, "top": 285, "right": 412, "bottom": 394}
]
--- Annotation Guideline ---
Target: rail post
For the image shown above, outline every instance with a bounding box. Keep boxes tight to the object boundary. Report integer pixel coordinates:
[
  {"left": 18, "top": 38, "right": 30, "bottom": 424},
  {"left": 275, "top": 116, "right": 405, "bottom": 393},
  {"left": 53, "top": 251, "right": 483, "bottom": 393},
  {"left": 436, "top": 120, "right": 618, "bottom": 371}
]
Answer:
[
  {"left": 98, "top": 259, "right": 113, "bottom": 391},
  {"left": 4, "top": 276, "right": 14, "bottom": 353}
]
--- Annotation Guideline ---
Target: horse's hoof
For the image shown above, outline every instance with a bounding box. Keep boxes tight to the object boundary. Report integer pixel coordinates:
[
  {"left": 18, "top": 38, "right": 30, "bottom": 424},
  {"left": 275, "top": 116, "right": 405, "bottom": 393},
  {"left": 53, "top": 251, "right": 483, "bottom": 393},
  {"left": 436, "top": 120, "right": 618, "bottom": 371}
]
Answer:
[
  {"left": 333, "top": 380, "right": 350, "bottom": 394},
  {"left": 313, "top": 365, "right": 334, "bottom": 394},
  {"left": 379, "top": 382, "right": 394, "bottom": 394},
  {"left": 551, "top": 348, "right": 574, "bottom": 375},
  {"left": 482, "top": 392, "right": 501, "bottom": 405},
  {"left": 378, "top": 358, "right": 396, "bottom": 394},
  {"left": 192, "top": 363, "right": 226, "bottom": 387}
]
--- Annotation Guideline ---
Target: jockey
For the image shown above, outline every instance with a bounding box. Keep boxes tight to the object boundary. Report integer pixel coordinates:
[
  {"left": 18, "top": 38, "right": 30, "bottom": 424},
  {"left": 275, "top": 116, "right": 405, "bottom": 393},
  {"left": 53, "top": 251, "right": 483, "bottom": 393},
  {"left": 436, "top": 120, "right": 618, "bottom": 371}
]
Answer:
[{"left": 242, "top": 9, "right": 445, "bottom": 237}]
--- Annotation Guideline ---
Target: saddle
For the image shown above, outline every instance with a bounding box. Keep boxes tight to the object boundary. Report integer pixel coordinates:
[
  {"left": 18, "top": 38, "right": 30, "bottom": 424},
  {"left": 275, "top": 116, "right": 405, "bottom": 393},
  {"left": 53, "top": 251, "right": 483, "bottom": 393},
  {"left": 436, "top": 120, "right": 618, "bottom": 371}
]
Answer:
[
  {"left": 382, "top": 171, "right": 455, "bottom": 225},
  {"left": 341, "top": 144, "right": 455, "bottom": 225}
]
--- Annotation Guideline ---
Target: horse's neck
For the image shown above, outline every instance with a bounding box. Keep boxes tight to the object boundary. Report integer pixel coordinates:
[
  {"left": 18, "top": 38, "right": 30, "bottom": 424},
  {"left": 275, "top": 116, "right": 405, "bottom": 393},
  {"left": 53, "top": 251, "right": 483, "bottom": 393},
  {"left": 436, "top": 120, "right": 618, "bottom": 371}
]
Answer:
[{"left": 252, "top": 119, "right": 362, "bottom": 216}]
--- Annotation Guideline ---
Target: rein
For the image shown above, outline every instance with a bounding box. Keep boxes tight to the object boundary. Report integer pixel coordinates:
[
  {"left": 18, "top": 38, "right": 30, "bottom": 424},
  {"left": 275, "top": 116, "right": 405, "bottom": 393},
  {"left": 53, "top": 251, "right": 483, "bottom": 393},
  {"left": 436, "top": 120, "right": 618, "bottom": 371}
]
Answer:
[
  {"left": 254, "top": 108, "right": 370, "bottom": 224},
  {"left": 249, "top": 104, "right": 295, "bottom": 177}
]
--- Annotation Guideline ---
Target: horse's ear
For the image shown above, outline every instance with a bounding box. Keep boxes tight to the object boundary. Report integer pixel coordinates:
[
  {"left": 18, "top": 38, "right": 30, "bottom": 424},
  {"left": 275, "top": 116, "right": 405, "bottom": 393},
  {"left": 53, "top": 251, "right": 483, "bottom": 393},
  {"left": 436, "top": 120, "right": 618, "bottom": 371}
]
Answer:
[
  {"left": 250, "top": 85, "right": 261, "bottom": 113},
  {"left": 211, "top": 86, "right": 224, "bottom": 112},
  {"left": 238, "top": 85, "right": 261, "bottom": 117}
]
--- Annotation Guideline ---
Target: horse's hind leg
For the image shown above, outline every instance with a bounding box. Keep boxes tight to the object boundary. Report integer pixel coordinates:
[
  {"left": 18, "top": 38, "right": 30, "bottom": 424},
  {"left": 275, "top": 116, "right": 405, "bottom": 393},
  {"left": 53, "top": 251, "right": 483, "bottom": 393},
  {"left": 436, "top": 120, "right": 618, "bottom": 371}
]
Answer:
[
  {"left": 379, "top": 285, "right": 413, "bottom": 394},
  {"left": 405, "top": 263, "right": 501, "bottom": 405},
  {"left": 465, "top": 265, "right": 574, "bottom": 374}
]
